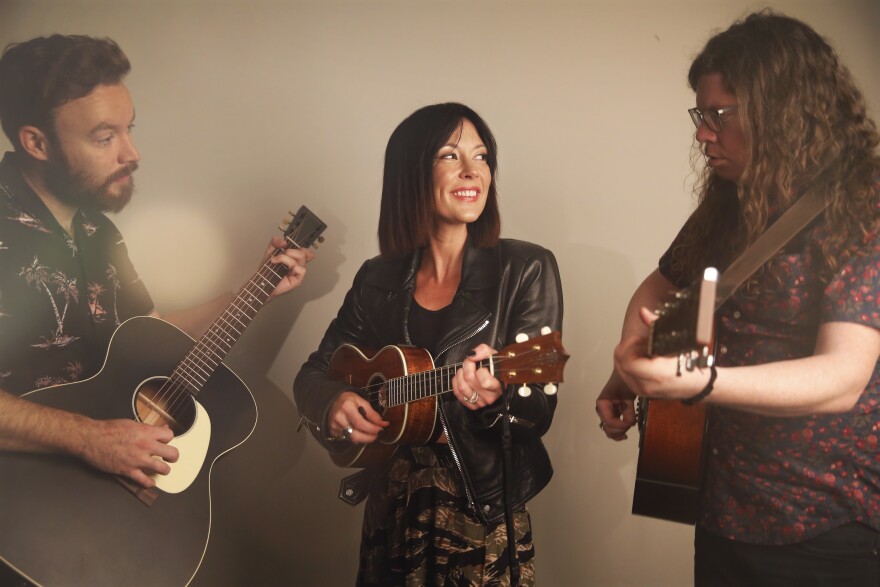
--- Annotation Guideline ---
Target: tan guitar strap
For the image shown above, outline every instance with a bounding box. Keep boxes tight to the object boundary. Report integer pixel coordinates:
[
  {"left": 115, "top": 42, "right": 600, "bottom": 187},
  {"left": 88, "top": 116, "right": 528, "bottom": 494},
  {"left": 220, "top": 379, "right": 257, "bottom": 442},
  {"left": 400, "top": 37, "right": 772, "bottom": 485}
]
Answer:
[{"left": 714, "top": 189, "right": 827, "bottom": 309}]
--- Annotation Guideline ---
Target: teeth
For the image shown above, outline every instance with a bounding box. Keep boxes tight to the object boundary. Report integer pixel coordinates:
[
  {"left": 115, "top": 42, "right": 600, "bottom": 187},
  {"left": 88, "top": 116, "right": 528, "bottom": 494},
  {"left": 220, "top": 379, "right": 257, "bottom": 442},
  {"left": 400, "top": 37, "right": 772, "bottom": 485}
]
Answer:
[{"left": 453, "top": 189, "right": 478, "bottom": 197}]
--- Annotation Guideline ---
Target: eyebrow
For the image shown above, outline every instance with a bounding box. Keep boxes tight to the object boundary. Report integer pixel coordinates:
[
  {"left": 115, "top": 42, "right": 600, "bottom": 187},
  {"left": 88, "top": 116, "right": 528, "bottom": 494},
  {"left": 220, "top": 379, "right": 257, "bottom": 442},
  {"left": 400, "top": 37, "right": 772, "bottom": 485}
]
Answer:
[
  {"left": 439, "top": 142, "right": 487, "bottom": 150},
  {"left": 87, "top": 110, "right": 136, "bottom": 137}
]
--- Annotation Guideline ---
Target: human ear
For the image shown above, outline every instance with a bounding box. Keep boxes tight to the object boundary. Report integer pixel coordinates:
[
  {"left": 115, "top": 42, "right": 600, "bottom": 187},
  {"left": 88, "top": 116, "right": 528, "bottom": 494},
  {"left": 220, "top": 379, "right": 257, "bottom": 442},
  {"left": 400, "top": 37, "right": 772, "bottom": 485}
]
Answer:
[{"left": 18, "top": 125, "right": 51, "bottom": 161}]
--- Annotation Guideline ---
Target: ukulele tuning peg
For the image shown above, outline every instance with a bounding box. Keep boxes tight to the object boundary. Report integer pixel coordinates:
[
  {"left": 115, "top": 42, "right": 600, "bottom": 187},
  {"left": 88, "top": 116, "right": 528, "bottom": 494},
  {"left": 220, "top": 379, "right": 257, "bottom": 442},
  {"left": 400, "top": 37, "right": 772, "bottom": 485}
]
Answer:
[
  {"left": 277, "top": 223, "right": 288, "bottom": 232},
  {"left": 540, "top": 326, "right": 551, "bottom": 335},
  {"left": 317, "top": 236, "right": 325, "bottom": 244},
  {"left": 518, "top": 385, "right": 532, "bottom": 398},
  {"left": 288, "top": 209, "right": 297, "bottom": 217},
  {"left": 543, "top": 382, "right": 558, "bottom": 396},
  {"left": 515, "top": 333, "right": 529, "bottom": 343}
]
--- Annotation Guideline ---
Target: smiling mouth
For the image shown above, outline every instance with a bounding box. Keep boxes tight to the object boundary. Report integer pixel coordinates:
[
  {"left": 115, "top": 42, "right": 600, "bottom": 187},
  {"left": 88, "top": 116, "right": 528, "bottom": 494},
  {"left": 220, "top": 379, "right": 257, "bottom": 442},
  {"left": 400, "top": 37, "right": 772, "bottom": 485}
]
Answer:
[{"left": 451, "top": 188, "right": 480, "bottom": 198}]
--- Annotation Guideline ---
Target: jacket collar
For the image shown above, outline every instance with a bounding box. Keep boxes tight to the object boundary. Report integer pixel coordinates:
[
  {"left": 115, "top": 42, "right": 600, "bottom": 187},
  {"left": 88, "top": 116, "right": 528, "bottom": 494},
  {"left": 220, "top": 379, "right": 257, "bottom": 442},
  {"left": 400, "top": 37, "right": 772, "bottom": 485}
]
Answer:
[{"left": 365, "top": 237, "right": 501, "bottom": 293}]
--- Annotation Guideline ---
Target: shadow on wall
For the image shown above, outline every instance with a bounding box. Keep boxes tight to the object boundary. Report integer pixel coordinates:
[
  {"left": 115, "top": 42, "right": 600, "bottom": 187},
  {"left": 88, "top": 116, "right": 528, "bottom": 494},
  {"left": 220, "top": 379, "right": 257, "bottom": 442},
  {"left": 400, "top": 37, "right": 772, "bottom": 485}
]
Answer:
[{"left": 186, "top": 218, "right": 358, "bottom": 586}]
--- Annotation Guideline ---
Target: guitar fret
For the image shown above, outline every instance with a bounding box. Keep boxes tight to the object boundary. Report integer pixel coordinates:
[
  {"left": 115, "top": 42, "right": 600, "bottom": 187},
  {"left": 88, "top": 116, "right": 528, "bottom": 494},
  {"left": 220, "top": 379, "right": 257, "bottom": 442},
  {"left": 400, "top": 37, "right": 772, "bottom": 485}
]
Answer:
[
  {"left": 203, "top": 328, "right": 232, "bottom": 356},
  {"left": 179, "top": 350, "right": 212, "bottom": 378},
  {"left": 181, "top": 352, "right": 211, "bottom": 377},
  {"left": 171, "top": 366, "right": 203, "bottom": 392},
  {"left": 214, "top": 316, "right": 243, "bottom": 342},
  {"left": 192, "top": 342, "right": 221, "bottom": 368},
  {"left": 225, "top": 308, "right": 248, "bottom": 330}
]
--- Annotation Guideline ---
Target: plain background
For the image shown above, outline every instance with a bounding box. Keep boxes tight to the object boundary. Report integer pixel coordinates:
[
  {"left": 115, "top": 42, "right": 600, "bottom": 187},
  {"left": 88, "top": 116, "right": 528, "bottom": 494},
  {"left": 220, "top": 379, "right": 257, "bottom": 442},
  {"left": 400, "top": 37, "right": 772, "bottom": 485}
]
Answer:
[{"left": 1, "top": 1, "right": 878, "bottom": 585}]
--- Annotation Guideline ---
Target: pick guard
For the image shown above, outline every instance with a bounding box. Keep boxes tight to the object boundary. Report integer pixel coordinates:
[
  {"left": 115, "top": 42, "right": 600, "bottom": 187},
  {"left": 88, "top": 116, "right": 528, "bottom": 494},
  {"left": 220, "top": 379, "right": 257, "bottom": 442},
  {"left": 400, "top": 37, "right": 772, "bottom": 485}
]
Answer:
[{"left": 153, "top": 399, "right": 212, "bottom": 494}]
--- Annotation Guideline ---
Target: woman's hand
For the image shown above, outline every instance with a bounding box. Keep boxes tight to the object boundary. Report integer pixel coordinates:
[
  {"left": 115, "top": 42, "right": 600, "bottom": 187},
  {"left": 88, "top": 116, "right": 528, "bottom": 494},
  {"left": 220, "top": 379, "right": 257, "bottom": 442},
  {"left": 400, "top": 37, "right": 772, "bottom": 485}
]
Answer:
[
  {"left": 326, "top": 391, "right": 388, "bottom": 443},
  {"left": 452, "top": 344, "right": 503, "bottom": 410}
]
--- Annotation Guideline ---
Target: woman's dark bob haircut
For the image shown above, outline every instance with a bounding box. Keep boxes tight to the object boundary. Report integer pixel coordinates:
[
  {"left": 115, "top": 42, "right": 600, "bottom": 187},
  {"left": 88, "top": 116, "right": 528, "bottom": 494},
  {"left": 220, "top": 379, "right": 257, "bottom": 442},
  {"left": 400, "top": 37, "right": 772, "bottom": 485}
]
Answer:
[{"left": 378, "top": 102, "right": 501, "bottom": 257}]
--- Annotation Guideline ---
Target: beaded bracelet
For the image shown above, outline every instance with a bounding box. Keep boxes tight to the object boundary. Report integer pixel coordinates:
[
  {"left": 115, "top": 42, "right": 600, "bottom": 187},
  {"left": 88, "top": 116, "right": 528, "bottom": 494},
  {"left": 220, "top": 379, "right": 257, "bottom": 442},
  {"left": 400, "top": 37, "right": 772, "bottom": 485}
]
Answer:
[{"left": 681, "top": 363, "right": 717, "bottom": 406}]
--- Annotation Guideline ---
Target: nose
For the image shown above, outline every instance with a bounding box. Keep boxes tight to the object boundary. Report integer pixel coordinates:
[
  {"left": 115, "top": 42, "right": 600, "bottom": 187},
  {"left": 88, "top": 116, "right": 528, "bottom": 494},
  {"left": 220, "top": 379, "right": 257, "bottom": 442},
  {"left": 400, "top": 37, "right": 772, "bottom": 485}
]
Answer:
[
  {"left": 695, "top": 121, "right": 716, "bottom": 144},
  {"left": 459, "top": 159, "right": 479, "bottom": 179},
  {"left": 119, "top": 132, "right": 140, "bottom": 164}
]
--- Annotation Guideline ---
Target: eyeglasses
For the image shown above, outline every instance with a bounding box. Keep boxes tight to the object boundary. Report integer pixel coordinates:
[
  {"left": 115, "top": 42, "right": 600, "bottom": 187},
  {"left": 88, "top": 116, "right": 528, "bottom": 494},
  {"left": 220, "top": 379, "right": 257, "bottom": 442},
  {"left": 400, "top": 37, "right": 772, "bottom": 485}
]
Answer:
[{"left": 688, "top": 106, "right": 738, "bottom": 133}]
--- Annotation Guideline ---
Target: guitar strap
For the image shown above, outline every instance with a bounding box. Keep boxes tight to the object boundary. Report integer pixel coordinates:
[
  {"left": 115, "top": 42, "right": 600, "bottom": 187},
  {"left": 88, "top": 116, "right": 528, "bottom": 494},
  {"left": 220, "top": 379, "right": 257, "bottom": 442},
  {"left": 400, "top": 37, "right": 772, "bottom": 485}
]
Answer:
[{"left": 713, "top": 189, "right": 827, "bottom": 309}]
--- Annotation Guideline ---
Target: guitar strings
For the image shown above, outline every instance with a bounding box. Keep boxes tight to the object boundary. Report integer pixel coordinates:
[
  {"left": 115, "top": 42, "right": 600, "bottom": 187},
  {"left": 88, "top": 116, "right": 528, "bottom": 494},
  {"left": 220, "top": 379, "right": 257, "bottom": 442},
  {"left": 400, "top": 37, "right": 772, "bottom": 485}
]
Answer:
[{"left": 139, "top": 222, "right": 308, "bottom": 428}]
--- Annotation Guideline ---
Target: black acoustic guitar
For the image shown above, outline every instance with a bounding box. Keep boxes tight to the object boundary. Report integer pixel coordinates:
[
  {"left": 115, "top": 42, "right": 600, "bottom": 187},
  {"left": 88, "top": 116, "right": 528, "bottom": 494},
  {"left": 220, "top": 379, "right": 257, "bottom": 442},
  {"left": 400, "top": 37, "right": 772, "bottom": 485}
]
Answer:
[
  {"left": 0, "top": 206, "right": 325, "bottom": 586},
  {"left": 328, "top": 330, "right": 569, "bottom": 468},
  {"left": 632, "top": 268, "right": 717, "bottom": 525}
]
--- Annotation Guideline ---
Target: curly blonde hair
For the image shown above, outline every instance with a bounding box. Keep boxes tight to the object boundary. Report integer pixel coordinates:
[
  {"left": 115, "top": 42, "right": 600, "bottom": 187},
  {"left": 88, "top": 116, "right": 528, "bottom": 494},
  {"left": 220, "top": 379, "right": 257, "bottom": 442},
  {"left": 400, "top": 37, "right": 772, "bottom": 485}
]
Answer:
[{"left": 671, "top": 10, "right": 879, "bottom": 282}]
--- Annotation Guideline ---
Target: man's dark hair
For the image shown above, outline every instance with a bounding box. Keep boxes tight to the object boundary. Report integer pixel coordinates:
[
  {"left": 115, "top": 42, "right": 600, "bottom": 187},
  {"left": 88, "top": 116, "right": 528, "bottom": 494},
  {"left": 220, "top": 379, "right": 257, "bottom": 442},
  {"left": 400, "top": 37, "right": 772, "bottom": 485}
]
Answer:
[
  {"left": 0, "top": 34, "right": 130, "bottom": 150},
  {"left": 378, "top": 102, "right": 501, "bottom": 257}
]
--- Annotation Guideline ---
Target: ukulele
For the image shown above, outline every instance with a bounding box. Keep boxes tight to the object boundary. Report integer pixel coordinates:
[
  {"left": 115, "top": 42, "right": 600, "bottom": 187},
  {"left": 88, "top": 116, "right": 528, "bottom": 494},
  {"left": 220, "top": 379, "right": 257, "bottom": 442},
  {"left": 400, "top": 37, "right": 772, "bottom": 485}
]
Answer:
[{"left": 327, "top": 329, "right": 569, "bottom": 468}]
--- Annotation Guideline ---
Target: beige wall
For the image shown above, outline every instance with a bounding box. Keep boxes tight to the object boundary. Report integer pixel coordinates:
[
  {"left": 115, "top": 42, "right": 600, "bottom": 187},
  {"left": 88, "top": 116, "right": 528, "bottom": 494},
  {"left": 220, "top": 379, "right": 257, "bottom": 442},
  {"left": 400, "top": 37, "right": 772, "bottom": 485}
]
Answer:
[{"left": 2, "top": 1, "right": 878, "bottom": 585}]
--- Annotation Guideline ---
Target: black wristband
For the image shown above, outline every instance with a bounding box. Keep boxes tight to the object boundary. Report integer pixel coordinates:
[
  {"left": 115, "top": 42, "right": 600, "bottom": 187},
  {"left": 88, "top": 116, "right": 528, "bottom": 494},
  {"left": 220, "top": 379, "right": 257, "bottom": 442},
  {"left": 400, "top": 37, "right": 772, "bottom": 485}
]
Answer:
[{"left": 681, "top": 363, "right": 717, "bottom": 406}]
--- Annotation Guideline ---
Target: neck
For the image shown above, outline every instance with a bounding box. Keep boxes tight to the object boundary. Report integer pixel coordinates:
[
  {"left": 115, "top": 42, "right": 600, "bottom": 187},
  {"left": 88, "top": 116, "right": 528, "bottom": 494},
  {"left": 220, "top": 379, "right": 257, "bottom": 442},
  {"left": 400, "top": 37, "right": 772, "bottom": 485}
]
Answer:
[
  {"left": 17, "top": 156, "right": 78, "bottom": 235},
  {"left": 422, "top": 228, "right": 467, "bottom": 283}
]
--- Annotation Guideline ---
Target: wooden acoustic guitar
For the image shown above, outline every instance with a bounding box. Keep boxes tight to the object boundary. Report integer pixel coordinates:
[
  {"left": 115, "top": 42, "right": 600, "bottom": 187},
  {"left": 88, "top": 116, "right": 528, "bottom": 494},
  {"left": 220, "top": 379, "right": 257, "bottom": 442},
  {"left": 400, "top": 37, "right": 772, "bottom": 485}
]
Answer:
[
  {"left": 328, "top": 329, "right": 569, "bottom": 468},
  {"left": 632, "top": 268, "right": 718, "bottom": 525},
  {"left": 0, "top": 206, "right": 325, "bottom": 587}
]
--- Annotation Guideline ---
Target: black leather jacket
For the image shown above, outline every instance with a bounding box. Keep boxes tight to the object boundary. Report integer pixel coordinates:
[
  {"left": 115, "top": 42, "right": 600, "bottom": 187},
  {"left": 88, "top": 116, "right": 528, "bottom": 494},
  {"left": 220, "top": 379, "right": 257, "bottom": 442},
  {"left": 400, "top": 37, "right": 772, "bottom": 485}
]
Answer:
[{"left": 293, "top": 238, "right": 563, "bottom": 523}]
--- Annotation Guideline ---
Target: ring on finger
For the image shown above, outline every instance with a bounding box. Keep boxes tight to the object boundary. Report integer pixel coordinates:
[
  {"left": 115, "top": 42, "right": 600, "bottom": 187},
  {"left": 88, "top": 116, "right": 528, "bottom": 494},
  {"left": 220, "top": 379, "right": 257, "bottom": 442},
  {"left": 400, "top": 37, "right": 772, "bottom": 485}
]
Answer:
[
  {"left": 467, "top": 391, "right": 479, "bottom": 404},
  {"left": 342, "top": 426, "right": 354, "bottom": 440},
  {"left": 599, "top": 422, "right": 606, "bottom": 431}
]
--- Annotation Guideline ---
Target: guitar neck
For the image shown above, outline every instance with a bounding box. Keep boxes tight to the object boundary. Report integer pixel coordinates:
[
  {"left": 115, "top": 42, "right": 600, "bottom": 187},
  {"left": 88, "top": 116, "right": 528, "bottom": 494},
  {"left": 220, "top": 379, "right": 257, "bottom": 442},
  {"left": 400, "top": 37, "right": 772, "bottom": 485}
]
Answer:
[{"left": 171, "top": 248, "right": 291, "bottom": 396}]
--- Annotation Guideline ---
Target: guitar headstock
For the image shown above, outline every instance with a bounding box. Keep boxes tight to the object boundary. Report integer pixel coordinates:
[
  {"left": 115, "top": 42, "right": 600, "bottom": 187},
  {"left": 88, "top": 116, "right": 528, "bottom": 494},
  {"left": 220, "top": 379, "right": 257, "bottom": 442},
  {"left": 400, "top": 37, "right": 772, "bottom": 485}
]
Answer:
[
  {"left": 491, "top": 329, "right": 569, "bottom": 397},
  {"left": 279, "top": 206, "right": 327, "bottom": 250},
  {"left": 648, "top": 267, "right": 718, "bottom": 361}
]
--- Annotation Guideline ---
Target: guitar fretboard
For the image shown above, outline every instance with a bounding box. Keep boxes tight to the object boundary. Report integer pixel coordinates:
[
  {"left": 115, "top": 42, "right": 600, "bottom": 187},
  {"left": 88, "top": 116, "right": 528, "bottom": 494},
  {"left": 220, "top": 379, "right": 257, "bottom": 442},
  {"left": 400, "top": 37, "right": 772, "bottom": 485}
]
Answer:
[{"left": 170, "top": 245, "right": 292, "bottom": 396}]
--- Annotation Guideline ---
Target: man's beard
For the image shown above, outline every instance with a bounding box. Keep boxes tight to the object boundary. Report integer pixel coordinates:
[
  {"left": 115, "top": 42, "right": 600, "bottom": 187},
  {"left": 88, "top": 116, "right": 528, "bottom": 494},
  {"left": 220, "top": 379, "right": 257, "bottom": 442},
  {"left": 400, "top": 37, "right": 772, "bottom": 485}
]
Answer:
[{"left": 43, "top": 147, "right": 137, "bottom": 214}]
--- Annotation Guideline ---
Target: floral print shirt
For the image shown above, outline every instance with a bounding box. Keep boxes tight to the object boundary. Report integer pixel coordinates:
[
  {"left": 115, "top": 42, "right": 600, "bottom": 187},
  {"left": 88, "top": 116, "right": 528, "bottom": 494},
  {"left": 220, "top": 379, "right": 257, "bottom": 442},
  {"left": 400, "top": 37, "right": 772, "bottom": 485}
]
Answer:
[
  {"left": 660, "top": 198, "right": 880, "bottom": 545},
  {"left": 0, "top": 152, "right": 154, "bottom": 395}
]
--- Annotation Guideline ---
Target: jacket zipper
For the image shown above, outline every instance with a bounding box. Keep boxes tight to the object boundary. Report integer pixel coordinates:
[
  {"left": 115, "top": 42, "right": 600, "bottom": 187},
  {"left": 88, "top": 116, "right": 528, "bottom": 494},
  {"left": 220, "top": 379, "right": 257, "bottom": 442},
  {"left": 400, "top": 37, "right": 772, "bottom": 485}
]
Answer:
[{"left": 436, "top": 318, "right": 490, "bottom": 518}]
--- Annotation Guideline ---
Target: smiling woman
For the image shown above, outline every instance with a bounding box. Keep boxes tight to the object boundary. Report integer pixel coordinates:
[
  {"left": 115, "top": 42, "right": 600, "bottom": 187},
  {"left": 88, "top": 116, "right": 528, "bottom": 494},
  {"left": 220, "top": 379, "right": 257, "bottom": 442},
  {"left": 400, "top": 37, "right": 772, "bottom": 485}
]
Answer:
[
  {"left": 432, "top": 119, "right": 491, "bottom": 229},
  {"left": 294, "top": 102, "right": 564, "bottom": 586}
]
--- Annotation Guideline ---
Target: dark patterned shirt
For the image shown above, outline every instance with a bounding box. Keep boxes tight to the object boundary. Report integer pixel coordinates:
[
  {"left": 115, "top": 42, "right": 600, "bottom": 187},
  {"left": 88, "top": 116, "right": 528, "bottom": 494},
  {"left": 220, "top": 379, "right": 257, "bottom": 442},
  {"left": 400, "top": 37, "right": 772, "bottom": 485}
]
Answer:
[
  {"left": 0, "top": 152, "right": 154, "bottom": 395},
  {"left": 660, "top": 197, "right": 880, "bottom": 545}
]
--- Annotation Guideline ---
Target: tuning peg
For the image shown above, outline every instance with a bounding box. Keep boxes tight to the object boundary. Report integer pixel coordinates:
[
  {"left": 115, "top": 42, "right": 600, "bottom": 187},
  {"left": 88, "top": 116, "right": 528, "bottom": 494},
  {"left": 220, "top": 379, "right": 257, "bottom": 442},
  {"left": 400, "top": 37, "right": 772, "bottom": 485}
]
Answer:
[
  {"left": 277, "top": 223, "right": 287, "bottom": 232},
  {"left": 515, "top": 333, "right": 529, "bottom": 343},
  {"left": 543, "top": 382, "right": 558, "bottom": 395},
  {"left": 518, "top": 385, "right": 532, "bottom": 398},
  {"left": 317, "top": 236, "right": 325, "bottom": 244},
  {"left": 540, "top": 326, "right": 551, "bottom": 335}
]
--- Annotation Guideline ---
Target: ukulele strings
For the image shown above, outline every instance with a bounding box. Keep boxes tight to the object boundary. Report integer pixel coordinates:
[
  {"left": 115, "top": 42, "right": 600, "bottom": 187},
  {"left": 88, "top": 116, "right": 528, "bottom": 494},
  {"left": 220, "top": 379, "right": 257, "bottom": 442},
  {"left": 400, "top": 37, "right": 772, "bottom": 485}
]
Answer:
[
  {"left": 355, "top": 345, "right": 551, "bottom": 403},
  {"left": 141, "top": 222, "right": 307, "bottom": 426}
]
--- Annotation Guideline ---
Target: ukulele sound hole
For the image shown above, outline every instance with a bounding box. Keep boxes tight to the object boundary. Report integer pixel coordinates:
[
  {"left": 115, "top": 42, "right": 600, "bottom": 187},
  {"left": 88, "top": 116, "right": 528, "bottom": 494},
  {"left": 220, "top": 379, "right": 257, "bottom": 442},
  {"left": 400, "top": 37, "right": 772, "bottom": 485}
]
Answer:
[
  {"left": 134, "top": 376, "right": 196, "bottom": 436},
  {"left": 368, "top": 373, "right": 388, "bottom": 412}
]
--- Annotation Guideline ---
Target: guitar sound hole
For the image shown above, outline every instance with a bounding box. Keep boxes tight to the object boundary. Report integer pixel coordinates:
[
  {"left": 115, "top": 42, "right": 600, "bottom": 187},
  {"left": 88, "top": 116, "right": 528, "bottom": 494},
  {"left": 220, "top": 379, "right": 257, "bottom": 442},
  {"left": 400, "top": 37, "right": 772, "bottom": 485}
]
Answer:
[{"left": 134, "top": 376, "right": 196, "bottom": 436}]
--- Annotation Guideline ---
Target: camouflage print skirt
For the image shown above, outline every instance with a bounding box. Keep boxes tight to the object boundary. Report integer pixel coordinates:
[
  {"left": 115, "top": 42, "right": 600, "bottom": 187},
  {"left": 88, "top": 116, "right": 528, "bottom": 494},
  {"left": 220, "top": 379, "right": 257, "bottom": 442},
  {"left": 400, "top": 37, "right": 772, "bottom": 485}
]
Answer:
[{"left": 357, "top": 444, "right": 535, "bottom": 587}]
